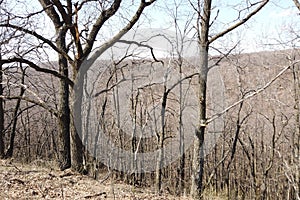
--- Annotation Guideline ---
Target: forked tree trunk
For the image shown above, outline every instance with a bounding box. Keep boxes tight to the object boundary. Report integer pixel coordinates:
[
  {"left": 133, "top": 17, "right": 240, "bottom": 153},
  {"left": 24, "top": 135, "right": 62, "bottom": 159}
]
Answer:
[
  {"left": 35, "top": 0, "right": 156, "bottom": 173},
  {"left": 189, "top": 0, "right": 269, "bottom": 198}
]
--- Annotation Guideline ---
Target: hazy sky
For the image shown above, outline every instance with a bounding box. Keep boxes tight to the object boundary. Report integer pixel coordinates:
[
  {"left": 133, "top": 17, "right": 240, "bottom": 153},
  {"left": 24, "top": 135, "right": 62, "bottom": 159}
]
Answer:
[
  {"left": 144, "top": 0, "right": 300, "bottom": 53},
  {"left": 3, "top": 0, "right": 299, "bottom": 59}
]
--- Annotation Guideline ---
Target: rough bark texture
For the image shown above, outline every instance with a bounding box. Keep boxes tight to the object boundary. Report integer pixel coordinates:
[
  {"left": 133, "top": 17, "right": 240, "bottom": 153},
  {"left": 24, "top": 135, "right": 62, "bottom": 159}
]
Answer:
[
  {"left": 292, "top": 62, "right": 300, "bottom": 200},
  {"left": 191, "top": 0, "right": 211, "bottom": 198},
  {"left": 0, "top": 52, "right": 4, "bottom": 158},
  {"left": 57, "top": 46, "right": 71, "bottom": 170},
  {"left": 191, "top": 45, "right": 209, "bottom": 199},
  {"left": 56, "top": 24, "right": 71, "bottom": 170},
  {"left": 70, "top": 69, "right": 85, "bottom": 173},
  {"left": 178, "top": 63, "right": 185, "bottom": 195}
]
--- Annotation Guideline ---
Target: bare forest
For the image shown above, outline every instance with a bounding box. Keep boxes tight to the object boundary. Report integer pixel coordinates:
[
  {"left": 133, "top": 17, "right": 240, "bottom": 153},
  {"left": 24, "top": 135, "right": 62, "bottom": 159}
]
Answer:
[{"left": 0, "top": 0, "right": 300, "bottom": 199}]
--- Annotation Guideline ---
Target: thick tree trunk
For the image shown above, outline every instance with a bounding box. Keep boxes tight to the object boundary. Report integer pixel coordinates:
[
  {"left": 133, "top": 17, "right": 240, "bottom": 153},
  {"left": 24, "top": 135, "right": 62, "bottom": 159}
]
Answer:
[
  {"left": 57, "top": 30, "right": 71, "bottom": 171},
  {"left": 70, "top": 69, "right": 85, "bottom": 173}
]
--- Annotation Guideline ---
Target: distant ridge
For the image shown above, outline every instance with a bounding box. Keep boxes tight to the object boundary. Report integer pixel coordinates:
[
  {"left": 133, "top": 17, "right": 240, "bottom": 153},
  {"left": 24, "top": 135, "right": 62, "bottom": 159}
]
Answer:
[{"left": 99, "top": 28, "right": 199, "bottom": 60}]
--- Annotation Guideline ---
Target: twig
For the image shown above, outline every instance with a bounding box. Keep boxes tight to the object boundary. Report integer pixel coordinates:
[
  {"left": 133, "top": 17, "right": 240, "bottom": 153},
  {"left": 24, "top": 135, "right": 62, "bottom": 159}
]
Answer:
[{"left": 84, "top": 192, "right": 107, "bottom": 199}]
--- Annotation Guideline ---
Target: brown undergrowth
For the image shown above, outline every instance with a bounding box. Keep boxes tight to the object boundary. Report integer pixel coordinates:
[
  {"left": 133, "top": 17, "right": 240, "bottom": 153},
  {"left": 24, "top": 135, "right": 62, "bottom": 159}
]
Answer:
[{"left": 0, "top": 159, "right": 194, "bottom": 200}]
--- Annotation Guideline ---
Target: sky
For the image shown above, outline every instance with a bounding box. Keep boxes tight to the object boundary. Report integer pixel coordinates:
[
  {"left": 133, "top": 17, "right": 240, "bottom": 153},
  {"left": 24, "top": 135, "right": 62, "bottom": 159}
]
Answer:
[
  {"left": 2, "top": 0, "right": 300, "bottom": 59},
  {"left": 143, "top": 0, "right": 300, "bottom": 53}
]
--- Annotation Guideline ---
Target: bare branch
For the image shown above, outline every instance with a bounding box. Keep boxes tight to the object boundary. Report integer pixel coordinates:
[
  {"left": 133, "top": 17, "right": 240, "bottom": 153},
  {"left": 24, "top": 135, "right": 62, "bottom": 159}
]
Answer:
[
  {"left": 293, "top": 0, "right": 300, "bottom": 11},
  {"left": 82, "top": 0, "right": 122, "bottom": 58},
  {"left": 0, "top": 95, "right": 58, "bottom": 117},
  {"left": 166, "top": 72, "right": 198, "bottom": 95},
  {"left": 83, "top": 0, "right": 157, "bottom": 69},
  {"left": 209, "top": 0, "right": 269, "bottom": 44},
  {"left": 0, "top": 58, "right": 74, "bottom": 87},
  {"left": 209, "top": 42, "right": 239, "bottom": 70},
  {"left": 118, "top": 39, "right": 163, "bottom": 64},
  {"left": 0, "top": 23, "right": 74, "bottom": 63},
  {"left": 206, "top": 61, "right": 296, "bottom": 124},
  {"left": 38, "top": 0, "right": 62, "bottom": 28}
]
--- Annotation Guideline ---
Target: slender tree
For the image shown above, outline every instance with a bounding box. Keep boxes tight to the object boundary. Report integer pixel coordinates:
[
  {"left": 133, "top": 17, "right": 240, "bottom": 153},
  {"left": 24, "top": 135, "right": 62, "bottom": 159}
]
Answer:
[
  {"left": 189, "top": 0, "right": 269, "bottom": 198},
  {"left": 0, "top": 49, "right": 4, "bottom": 158},
  {"left": 5, "top": 64, "right": 26, "bottom": 158}
]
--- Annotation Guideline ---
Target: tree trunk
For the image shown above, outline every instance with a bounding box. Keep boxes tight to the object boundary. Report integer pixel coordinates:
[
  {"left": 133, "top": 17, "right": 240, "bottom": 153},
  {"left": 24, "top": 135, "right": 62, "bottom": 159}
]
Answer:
[
  {"left": 57, "top": 29, "right": 71, "bottom": 170},
  {"left": 0, "top": 51, "right": 4, "bottom": 158},
  {"left": 191, "top": 1, "right": 211, "bottom": 198},
  {"left": 292, "top": 62, "right": 300, "bottom": 199},
  {"left": 191, "top": 45, "right": 209, "bottom": 199},
  {"left": 70, "top": 69, "right": 85, "bottom": 173},
  {"left": 5, "top": 64, "right": 26, "bottom": 158},
  {"left": 155, "top": 82, "right": 168, "bottom": 194},
  {"left": 178, "top": 63, "right": 185, "bottom": 195}
]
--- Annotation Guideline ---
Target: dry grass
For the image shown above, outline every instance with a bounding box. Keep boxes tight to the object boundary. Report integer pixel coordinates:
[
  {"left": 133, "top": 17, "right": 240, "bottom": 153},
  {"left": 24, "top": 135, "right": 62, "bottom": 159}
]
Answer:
[{"left": 0, "top": 159, "right": 195, "bottom": 200}]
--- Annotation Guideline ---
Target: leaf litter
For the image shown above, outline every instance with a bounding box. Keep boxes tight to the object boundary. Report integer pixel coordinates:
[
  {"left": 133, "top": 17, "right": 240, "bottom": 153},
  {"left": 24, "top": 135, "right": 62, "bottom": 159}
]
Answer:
[{"left": 0, "top": 159, "right": 191, "bottom": 200}]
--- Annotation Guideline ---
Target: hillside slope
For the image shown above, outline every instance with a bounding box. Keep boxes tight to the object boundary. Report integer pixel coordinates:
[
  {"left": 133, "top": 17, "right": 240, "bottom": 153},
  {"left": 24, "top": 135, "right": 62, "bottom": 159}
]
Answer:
[{"left": 0, "top": 160, "right": 196, "bottom": 200}]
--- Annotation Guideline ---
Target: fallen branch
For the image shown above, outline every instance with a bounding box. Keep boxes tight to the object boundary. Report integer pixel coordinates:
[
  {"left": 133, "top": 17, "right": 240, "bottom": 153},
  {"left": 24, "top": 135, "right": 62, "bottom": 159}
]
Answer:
[{"left": 84, "top": 192, "right": 107, "bottom": 199}]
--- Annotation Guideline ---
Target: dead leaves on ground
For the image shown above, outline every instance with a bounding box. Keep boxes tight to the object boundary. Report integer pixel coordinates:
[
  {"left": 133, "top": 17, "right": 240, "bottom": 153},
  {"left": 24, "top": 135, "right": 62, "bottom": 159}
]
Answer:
[{"left": 0, "top": 160, "right": 191, "bottom": 200}]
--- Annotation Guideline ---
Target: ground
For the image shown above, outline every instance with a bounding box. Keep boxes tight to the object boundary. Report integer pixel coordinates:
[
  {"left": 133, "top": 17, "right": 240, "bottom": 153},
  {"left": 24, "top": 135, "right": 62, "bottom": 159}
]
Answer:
[{"left": 0, "top": 159, "right": 194, "bottom": 200}]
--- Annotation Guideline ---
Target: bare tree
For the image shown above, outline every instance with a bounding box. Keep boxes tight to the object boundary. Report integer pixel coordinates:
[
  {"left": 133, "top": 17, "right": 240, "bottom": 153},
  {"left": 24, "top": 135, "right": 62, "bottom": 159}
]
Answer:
[
  {"left": 0, "top": 0, "right": 157, "bottom": 171},
  {"left": 188, "top": 0, "right": 269, "bottom": 198},
  {"left": 4, "top": 64, "right": 26, "bottom": 158},
  {"left": 0, "top": 49, "right": 4, "bottom": 158}
]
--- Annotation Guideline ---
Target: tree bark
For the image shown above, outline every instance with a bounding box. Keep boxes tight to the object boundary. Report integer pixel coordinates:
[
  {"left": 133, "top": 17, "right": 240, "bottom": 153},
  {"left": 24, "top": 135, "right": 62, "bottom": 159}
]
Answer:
[
  {"left": 292, "top": 61, "right": 300, "bottom": 199},
  {"left": 70, "top": 69, "right": 85, "bottom": 172},
  {"left": 155, "top": 89, "right": 168, "bottom": 194},
  {"left": 191, "top": 0, "right": 211, "bottom": 198},
  {"left": 35, "top": 0, "right": 156, "bottom": 173},
  {"left": 0, "top": 51, "right": 4, "bottom": 158},
  {"left": 178, "top": 62, "right": 185, "bottom": 195},
  {"left": 56, "top": 26, "right": 71, "bottom": 170},
  {"left": 191, "top": 45, "right": 209, "bottom": 199}
]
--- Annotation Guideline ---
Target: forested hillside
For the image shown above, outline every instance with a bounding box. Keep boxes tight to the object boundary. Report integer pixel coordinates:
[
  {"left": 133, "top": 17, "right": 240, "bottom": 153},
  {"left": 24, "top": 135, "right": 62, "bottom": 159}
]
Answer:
[{"left": 1, "top": 0, "right": 300, "bottom": 199}]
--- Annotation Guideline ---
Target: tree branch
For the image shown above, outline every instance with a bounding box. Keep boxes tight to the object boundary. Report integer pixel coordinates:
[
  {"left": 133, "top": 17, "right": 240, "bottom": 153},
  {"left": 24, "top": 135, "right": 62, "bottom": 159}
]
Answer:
[
  {"left": 166, "top": 72, "right": 198, "bottom": 95},
  {"left": 38, "top": 0, "right": 62, "bottom": 29},
  {"left": 0, "top": 95, "right": 58, "bottom": 117},
  {"left": 0, "top": 23, "right": 74, "bottom": 64},
  {"left": 209, "top": 0, "right": 269, "bottom": 44},
  {"left": 293, "top": 0, "right": 300, "bottom": 11},
  {"left": 206, "top": 61, "right": 295, "bottom": 124},
  {"left": 0, "top": 58, "right": 74, "bottom": 87},
  {"left": 83, "top": 0, "right": 156, "bottom": 70},
  {"left": 82, "top": 0, "right": 122, "bottom": 58},
  {"left": 118, "top": 39, "right": 163, "bottom": 64}
]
